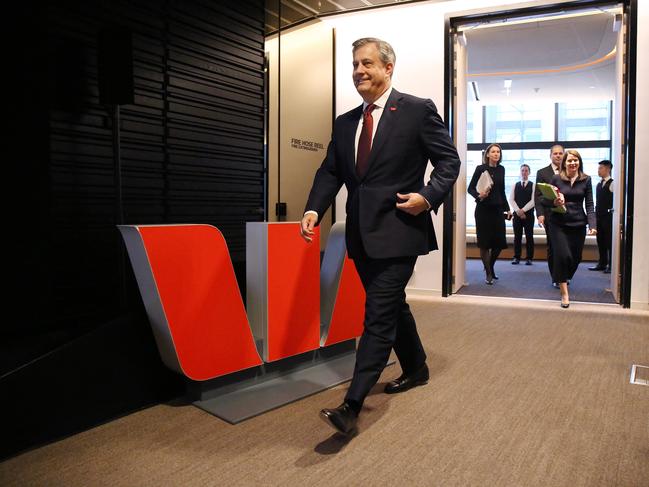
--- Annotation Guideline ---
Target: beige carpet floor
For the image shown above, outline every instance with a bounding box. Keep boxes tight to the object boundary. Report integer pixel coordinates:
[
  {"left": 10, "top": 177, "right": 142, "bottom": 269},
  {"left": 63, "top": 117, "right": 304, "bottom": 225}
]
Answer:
[{"left": 1, "top": 297, "right": 648, "bottom": 487}]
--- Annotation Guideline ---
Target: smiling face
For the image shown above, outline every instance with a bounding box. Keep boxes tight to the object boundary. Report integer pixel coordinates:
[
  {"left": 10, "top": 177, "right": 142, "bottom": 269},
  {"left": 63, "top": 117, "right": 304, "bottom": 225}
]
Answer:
[
  {"left": 352, "top": 43, "right": 393, "bottom": 104},
  {"left": 565, "top": 153, "right": 580, "bottom": 177},
  {"left": 520, "top": 165, "right": 530, "bottom": 180}
]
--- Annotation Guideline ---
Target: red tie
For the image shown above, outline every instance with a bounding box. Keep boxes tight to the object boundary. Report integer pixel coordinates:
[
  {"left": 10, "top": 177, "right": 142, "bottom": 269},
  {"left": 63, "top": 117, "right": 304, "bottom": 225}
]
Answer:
[{"left": 356, "top": 104, "right": 376, "bottom": 178}]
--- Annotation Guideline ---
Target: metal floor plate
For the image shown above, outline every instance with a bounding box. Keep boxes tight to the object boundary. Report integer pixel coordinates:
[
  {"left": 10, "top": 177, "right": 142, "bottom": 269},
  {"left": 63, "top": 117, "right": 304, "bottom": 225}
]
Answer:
[
  {"left": 194, "top": 351, "right": 358, "bottom": 423},
  {"left": 629, "top": 364, "right": 649, "bottom": 386}
]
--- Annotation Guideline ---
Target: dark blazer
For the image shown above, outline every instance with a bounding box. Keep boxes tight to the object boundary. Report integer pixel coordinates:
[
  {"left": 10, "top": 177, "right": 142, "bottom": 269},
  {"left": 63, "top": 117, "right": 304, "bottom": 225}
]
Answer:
[
  {"left": 467, "top": 164, "right": 510, "bottom": 212},
  {"left": 305, "top": 89, "right": 461, "bottom": 259},
  {"left": 549, "top": 174, "right": 596, "bottom": 229},
  {"left": 596, "top": 178, "right": 614, "bottom": 217},
  {"left": 535, "top": 164, "right": 556, "bottom": 219}
]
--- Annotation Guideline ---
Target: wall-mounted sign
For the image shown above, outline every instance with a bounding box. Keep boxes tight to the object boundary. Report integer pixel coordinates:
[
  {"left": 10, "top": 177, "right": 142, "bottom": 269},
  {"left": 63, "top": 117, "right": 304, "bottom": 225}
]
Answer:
[{"left": 290, "top": 137, "right": 325, "bottom": 152}]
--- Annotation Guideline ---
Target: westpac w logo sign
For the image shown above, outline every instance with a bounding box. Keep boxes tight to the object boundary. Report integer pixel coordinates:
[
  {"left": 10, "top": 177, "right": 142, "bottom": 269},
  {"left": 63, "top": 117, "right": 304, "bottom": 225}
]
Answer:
[{"left": 119, "top": 222, "right": 365, "bottom": 383}]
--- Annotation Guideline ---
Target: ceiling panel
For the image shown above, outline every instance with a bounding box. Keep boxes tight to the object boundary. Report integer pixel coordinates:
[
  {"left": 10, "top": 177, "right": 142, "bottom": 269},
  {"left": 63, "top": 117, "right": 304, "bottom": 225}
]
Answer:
[{"left": 465, "top": 10, "right": 619, "bottom": 103}]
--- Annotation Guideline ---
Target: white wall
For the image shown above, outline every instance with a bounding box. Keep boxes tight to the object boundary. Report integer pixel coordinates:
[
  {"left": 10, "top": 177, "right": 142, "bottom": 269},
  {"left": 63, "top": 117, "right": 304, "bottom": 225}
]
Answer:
[
  {"left": 322, "top": 0, "right": 649, "bottom": 307},
  {"left": 266, "top": 22, "right": 334, "bottom": 249}
]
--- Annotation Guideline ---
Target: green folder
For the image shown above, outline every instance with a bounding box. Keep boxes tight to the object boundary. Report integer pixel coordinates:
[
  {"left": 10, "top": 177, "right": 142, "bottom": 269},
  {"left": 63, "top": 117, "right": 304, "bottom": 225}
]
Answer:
[{"left": 536, "top": 182, "right": 567, "bottom": 214}]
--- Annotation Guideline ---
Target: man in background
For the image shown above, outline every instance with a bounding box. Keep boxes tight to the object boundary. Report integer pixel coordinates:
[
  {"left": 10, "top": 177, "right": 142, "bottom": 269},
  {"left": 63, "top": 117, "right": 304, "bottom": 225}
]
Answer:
[
  {"left": 509, "top": 164, "right": 535, "bottom": 265},
  {"left": 535, "top": 144, "right": 564, "bottom": 286},
  {"left": 590, "top": 159, "right": 614, "bottom": 273}
]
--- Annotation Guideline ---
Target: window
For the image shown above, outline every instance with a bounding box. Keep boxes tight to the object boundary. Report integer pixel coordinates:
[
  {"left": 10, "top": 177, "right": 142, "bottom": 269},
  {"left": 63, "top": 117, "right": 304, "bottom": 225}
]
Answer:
[
  {"left": 484, "top": 104, "right": 554, "bottom": 143},
  {"left": 558, "top": 102, "right": 611, "bottom": 141},
  {"left": 466, "top": 101, "right": 611, "bottom": 229}
]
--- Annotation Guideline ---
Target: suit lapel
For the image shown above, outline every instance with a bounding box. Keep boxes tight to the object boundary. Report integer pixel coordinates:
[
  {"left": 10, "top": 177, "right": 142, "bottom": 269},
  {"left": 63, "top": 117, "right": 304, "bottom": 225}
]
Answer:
[{"left": 362, "top": 89, "right": 403, "bottom": 179}]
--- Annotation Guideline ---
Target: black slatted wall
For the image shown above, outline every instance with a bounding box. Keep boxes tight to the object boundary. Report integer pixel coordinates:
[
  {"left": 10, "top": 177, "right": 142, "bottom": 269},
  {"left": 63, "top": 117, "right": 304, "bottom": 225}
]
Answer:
[
  {"left": 2, "top": 0, "right": 265, "bottom": 457},
  {"left": 45, "top": 0, "right": 265, "bottom": 335}
]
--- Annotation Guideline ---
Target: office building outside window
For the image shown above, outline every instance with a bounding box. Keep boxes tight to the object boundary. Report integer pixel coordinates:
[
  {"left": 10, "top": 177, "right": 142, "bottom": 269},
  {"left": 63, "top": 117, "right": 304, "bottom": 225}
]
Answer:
[{"left": 466, "top": 100, "right": 611, "bottom": 229}]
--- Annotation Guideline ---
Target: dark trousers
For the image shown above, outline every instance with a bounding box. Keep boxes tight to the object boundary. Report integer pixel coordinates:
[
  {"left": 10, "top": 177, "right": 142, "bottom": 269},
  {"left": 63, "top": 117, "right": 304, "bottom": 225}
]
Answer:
[
  {"left": 344, "top": 255, "right": 425, "bottom": 407},
  {"left": 596, "top": 214, "right": 612, "bottom": 267},
  {"left": 549, "top": 223, "right": 586, "bottom": 283},
  {"left": 513, "top": 212, "right": 535, "bottom": 260},
  {"left": 542, "top": 217, "right": 554, "bottom": 277}
]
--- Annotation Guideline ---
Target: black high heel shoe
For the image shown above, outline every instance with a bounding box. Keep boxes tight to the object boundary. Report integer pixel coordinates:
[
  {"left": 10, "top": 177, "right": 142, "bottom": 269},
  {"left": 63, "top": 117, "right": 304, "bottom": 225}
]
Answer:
[
  {"left": 485, "top": 270, "right": 494, "bottom": 285},
  {"left": 491, "top": 266, "right": 499, "bottom": 280}
]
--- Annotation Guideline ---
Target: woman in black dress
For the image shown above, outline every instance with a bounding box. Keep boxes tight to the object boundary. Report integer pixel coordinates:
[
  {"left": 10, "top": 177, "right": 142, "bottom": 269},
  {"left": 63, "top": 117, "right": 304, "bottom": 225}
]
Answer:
[
  {"left": 468, "top": 143, "right": 511, "bottom": 284},
  {"left": 549, "top": 149, "right": 596, "bottom": 308}
]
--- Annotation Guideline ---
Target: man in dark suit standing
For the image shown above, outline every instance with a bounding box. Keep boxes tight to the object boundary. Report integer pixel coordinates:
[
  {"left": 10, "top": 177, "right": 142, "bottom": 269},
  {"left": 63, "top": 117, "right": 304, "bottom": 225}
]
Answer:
[
  {"left": 300, "top": 38, "right": 460, "bottom": 435},
  {"left": 509, "top": 164, "right": 535, "bottom": 265},
  {"left": 535, "top": 144, "right": 564, "bottom": 286},
  {"left": 590, "top": 160, "right": 614, "bottom": 273}
]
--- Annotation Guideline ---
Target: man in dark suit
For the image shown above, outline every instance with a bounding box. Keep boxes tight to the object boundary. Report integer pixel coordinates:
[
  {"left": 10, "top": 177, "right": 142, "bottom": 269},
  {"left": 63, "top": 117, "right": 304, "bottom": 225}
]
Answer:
[
  {"left": 300, "top": 38, "right": 460, "bottom": 435},
  {"left": 590, "top": 160, "right": 614, "bottom": 273},
  {"left": 535, "top": 144, "right": 564, "bottom": 286}
]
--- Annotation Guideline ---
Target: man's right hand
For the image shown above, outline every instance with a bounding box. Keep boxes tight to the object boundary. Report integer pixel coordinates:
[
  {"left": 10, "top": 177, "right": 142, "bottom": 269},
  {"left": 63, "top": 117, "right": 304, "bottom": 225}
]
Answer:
[
  {"left": 537, "top": 215, "right": 545, "bottom": 227},
  {"left": 300, "top": 213, "right": 318, "bottom": 243}
]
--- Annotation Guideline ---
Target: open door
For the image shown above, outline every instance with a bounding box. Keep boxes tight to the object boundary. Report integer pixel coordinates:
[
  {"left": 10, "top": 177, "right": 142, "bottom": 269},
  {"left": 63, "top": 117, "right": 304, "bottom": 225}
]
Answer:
[
  {"left": 610, "top": 11, "right": 625, "bottom": 303},
  {"left": 452, "top": 31, "right": 468, "bottom": 294}
]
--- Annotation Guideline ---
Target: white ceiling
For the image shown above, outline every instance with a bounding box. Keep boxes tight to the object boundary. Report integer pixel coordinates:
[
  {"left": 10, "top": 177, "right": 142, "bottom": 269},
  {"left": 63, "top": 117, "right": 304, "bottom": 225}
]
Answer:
[{"left": 464, "top": 9, "right": 620, "bottom": 104}]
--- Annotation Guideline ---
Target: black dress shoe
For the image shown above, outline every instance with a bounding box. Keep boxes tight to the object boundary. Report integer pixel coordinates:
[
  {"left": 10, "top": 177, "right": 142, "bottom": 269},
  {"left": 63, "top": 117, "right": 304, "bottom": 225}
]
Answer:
[
  {"left": 511, "top": 258, "right": 520, "bottom": 265},
  {"left": 589, "top": 265, "right": 605, "bottom": 271},
  {"left": 385, "top": 364, "right": 429, "bottom": 394},
  {"left": 603, "top": 267, "right": 611, "bottom": 274},
  {"left": 525, "top": 260, "right": 533, "bottom": 265},
  {"left": 319, "top": 403, "right": 358, "bottom": 435}
]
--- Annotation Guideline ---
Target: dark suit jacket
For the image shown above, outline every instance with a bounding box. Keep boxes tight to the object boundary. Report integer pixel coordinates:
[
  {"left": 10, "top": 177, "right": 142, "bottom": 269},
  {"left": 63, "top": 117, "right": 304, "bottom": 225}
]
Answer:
[
  {"left": 534, "top": 164, "right": 556, "bottom": 220},
  {"left": 467, "top": 164, "right": 510, "bottom": 212},
  {"left": 305, "top": 89, "right": 461, "bottom": 259},
  {"left": 549, "top": 174, "right": 596, "bottom": 229}
]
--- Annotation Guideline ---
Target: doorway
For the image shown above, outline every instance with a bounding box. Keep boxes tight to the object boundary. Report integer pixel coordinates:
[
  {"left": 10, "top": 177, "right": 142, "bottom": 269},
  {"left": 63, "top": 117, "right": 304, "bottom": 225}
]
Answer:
[{"left": 444, "top": 1, "right": 636, "bottom": 306}]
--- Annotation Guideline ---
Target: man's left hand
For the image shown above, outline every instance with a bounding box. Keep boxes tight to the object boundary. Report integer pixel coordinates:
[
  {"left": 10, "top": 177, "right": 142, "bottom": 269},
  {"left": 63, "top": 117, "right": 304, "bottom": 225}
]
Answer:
[{"left": 396, "top": 192, "right": 428, "bottom": 215}]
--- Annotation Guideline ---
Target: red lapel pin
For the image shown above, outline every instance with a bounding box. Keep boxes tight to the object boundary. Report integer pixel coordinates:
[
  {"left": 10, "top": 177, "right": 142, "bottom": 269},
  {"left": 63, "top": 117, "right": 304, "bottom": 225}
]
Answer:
[{"left": 389, "top": 106, "right": 397, "bottom": 111}]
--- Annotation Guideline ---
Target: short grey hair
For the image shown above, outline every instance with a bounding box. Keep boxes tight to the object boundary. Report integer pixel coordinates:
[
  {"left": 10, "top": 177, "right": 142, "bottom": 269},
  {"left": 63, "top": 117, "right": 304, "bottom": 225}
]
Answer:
[{"left": 352, "top": 37, "right": 396, "bottom": 67}]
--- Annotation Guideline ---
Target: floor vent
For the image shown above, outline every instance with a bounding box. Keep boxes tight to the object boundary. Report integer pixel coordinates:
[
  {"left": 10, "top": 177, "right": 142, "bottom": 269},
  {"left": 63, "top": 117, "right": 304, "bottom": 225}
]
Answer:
[{"left": 629, "top": 364, "right": 649, "bottom": 386}]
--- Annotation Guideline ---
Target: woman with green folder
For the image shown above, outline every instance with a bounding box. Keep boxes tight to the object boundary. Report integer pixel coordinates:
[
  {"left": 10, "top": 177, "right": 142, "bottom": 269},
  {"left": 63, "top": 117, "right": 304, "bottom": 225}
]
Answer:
[{"left": 548, "top": 149, "right": 597, "bottom": 308}]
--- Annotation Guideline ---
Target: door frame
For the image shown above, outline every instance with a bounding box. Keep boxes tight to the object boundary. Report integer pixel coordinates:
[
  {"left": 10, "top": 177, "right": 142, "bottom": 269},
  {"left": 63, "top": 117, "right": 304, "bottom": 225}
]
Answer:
[{"left": 442, "top": 0, "right": 638, "bottom": 307}]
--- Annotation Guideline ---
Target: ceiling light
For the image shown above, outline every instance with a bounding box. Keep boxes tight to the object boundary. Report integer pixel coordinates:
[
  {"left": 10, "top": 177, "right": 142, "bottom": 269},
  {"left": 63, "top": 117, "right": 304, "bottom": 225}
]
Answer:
[
  {"left": 457, "top": 6, "right": 622, "bottom": 32},
  {"left": 503, "top": 79, "right": 512, "bottom": 88}
]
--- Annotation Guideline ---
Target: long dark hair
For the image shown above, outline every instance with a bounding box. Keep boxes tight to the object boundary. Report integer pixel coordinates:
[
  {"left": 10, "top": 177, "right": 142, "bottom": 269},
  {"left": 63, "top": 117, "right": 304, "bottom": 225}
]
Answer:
[
  {"left": 559, "top": 149, "right": 588, "bottom": 181},
  {"left": 482, "top": 143, "right": 502, "bottom": 165}
]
